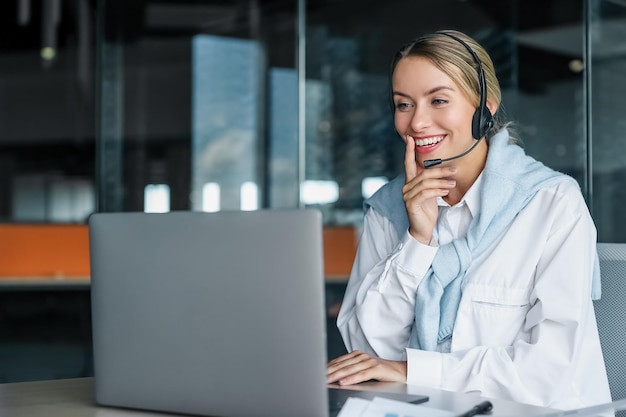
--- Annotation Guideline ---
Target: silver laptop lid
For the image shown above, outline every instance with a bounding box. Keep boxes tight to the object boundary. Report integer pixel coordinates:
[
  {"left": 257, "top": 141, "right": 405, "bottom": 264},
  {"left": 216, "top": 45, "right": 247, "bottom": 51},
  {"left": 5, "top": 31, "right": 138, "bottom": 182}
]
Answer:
[{"left": 89, "top": 209, "right": 328, "bottom": 417}]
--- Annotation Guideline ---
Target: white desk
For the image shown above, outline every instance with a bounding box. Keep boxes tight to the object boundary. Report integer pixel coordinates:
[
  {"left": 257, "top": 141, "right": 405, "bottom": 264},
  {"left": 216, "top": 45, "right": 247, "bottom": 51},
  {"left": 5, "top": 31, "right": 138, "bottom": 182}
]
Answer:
[{"left": 0, "top": 377, "right": 556, "bottom": 417}]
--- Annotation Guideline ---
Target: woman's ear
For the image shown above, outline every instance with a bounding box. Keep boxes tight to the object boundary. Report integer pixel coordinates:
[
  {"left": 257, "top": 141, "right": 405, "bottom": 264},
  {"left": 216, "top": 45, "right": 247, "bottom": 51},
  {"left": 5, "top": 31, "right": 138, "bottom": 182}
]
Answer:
[{"left": 487, "top": 100, "right": 499, "bottom": 117}]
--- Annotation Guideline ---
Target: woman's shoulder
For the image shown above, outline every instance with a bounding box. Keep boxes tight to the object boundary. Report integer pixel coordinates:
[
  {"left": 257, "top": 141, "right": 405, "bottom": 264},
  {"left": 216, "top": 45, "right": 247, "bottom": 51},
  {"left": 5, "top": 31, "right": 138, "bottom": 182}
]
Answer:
[
  {"left": 541, "top": 172, "right": 583, "bottom": 196},
  {"left": 531, "top": 173, "right": 590, "bottom": 217},
  {"left": 363, "top": 175, "right": 408, "bottom": 239}
]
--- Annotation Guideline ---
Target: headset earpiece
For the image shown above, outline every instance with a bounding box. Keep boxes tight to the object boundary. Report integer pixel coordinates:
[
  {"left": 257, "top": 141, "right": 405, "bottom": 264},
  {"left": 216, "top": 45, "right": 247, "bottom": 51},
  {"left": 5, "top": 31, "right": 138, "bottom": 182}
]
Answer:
[
  {"left": 471, "top": 72, "right": 494, "bottom": 139},
  {"left": 472, "top": 105, "right": 494, "bottom": 140},
  {"left": 472, "top": 106, "right": 494, "bottom": 140}
]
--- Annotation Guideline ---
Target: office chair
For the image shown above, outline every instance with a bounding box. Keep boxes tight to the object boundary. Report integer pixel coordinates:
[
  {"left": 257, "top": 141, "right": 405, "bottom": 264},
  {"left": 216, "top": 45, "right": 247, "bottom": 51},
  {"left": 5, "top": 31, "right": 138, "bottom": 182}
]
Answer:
[{"left": 594, "top": 242, "right": 626, "bottom": 414}]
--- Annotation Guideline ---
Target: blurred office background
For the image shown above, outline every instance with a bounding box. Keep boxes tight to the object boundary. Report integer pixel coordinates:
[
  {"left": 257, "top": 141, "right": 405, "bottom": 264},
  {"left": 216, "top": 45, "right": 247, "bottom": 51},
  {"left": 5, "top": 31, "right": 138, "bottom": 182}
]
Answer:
[{"left": 0, "top": 0, "right": 625, "bottom": 383}]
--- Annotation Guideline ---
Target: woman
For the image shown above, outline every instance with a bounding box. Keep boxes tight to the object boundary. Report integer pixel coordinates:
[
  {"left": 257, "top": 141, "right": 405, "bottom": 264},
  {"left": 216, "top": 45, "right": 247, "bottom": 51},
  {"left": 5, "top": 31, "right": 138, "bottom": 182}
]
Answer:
[{"left": 326, "top": 29, "right": 611, "bottom": 410}]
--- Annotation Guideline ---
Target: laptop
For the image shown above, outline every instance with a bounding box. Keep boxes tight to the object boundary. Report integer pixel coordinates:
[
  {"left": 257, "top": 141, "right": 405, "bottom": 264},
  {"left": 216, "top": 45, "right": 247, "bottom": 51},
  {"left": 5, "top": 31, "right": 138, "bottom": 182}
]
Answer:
[{"left": 89, "top": 209, "right": 427, "bottom": 417}]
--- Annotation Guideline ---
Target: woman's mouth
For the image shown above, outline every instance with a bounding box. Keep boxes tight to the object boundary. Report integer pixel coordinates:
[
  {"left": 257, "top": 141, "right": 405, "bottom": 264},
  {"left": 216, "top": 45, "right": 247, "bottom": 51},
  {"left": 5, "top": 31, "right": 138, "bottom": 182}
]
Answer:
[{"left": 412, "top": 135, "right": 445, "bottom": 154}]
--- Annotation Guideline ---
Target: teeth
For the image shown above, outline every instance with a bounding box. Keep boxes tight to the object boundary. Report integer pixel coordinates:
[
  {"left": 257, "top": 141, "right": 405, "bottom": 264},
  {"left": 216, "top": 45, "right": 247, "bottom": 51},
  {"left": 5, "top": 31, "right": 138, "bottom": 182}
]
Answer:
[{"left": 414, "top": 136, "right": 444, "bottom": 146}]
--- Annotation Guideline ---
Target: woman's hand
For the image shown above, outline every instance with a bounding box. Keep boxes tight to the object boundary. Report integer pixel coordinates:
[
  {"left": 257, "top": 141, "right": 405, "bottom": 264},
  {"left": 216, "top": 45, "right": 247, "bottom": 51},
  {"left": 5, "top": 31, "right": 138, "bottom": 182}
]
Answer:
[
  {"left": 403, "top": 137, "right": 457, "bottom": 244},
  {"left": 326, "top": 350, "right": 407, "bottom": 386}
]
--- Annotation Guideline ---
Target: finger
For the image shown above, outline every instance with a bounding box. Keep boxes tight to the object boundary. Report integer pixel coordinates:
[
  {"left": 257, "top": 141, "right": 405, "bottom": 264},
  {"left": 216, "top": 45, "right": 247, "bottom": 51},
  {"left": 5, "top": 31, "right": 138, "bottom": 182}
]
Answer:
[
  {"left": 327, "top": 356, "right": 377, "bottom": 384},
  {"left": 336, "top": 368, "right": 376, "bottom": 386},
  {"left": 404, "top": 136, "right": 418, "bottom": 182},
  {"left": 403, "top": 166, "right": 457, "bottom": 189},
  {"left": 402, "top": 181, "right": 456, "bottom": 210},
  {"left": 403, "top": 178, "right": 456, "bottom": 199},
  {"left": 329, "top": 368, "right": 371, "bottom": 386},
  {"left": 332, "top": 358, "right": 384, "bottom": 386},
  {"left": 327, "top": 351, "right": 370, "bottom": 375},
  {"left": 327, "top": 350, "right": 363, "bottom": 368},
  {"left": 336, "top": 358, "right": 406, "bottom": 386},
  {"left": 403, "top": 189, "right": 450, "bottom": 208}
]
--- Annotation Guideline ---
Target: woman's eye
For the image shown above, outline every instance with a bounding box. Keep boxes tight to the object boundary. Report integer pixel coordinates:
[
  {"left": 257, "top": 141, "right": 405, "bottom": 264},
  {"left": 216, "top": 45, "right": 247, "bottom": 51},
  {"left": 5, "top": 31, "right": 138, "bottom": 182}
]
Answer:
[
  {"left": 432, "top": 98, "right": 448, "bottom": 106},
  {"left": 395, "top": 102, "right": 411, "bottom": 111}
]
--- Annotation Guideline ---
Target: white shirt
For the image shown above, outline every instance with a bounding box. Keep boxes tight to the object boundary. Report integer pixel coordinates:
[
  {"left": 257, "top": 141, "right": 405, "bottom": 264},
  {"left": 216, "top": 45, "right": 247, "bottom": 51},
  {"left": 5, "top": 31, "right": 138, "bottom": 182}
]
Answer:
[{"left": 337, "top": 175, "right": 612, "bottom": 410}]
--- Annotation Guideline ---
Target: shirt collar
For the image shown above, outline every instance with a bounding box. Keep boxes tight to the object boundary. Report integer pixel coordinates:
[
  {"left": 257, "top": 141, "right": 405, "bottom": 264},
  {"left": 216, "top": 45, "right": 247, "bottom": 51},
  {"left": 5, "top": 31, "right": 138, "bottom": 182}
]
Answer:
[{"left": 436, "top": 171, "right": 483, "bottom": 217}]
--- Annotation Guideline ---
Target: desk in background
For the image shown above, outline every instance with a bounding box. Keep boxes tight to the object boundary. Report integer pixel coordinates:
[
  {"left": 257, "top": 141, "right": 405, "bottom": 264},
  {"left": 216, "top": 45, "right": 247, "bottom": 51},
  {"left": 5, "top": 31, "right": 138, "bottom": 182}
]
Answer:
[{"left": 0, "top": 377, "right": 556, "bottom": 417}]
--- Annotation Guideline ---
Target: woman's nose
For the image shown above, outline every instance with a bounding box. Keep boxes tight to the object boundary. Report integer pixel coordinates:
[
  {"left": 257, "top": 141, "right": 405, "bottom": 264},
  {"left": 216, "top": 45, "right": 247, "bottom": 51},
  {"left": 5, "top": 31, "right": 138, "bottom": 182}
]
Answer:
[{"left": 410, "top": 106, "right": 431, "bottom": 132}]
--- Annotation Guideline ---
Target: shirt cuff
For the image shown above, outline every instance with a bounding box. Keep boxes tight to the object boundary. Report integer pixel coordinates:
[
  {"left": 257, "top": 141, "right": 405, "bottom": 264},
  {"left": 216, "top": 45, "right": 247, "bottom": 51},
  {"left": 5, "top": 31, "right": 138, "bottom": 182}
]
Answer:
[
  {"left": 394, "top": 230, "right": 438, "bottom": 277},
  {"left": 406, "top": 347, "right": 443, "bottom": 387}
]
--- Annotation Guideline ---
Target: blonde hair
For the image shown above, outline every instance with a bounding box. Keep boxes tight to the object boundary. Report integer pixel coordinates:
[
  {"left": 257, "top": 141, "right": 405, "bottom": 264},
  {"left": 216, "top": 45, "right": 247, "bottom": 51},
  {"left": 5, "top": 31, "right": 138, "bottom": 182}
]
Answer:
[{"left": 391, "top": 30, "right": 517, "bottom": 142}]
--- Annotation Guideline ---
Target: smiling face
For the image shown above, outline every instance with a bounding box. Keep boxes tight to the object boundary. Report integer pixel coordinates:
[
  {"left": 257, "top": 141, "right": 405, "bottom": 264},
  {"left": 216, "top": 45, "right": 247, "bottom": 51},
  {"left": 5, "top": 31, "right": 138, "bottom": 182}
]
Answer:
[{"left": 392, "top": 55, "right": 487, "bottom": 169}]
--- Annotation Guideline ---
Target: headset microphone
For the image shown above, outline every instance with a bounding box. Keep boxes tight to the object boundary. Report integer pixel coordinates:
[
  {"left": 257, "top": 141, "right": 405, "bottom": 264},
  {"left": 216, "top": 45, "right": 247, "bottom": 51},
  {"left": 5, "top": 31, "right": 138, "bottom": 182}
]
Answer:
[
  {"left": 423, "top": 136, "right": 484, "bottom": 168},
  {"left": 423, "top": 31, "right": 494, "bottom": 168}
]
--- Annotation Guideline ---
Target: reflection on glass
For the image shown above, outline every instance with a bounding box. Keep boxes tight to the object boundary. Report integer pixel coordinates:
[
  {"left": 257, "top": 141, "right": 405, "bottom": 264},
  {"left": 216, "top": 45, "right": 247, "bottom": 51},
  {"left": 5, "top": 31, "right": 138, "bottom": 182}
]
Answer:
[
  {"left": 144, "top": 184, "right": 170, "bottom": 213},
  {"left": 191, "top": 35, "right": 261, "bottom": 212},
  {"left": 300, "top": 180, "right": 339, "bottom": 205},
  {"left": 269, "top": 68, "right": 299, "bottom": 209},
  {"left": 13, "top": 177, "right": 95, "bottom": 222},
  {"left": 49, "top": 180, "right": 95, "bottom": 222},
  {"left": 202, "top": 182, "right": 221, "bottom": 213},
  {"left": 361, "top": 177, "right": 389, "bottom": 199},
  {"left": 1, "top": 0, "right": 95, "bottom": 222},
  {"left": 240, "top": 181, "right": 258, "bottom": 211}
]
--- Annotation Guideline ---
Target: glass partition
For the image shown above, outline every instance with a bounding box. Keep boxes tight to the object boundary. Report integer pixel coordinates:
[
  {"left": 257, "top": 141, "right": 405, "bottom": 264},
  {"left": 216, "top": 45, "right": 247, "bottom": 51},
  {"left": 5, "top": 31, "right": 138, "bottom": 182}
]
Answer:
[
  {"left": 0, "top": 0, "right": 95, "bottom": 223},
  {"left": 96, "top": 0, "right": 298, "bottom": 213},
  {"left": 1, "top": 0, "right": 620, "bottom": 230},
  {"left": 96, "top": 0, "right": 595, "bottom": 227},
  {"left": 588, "top": 0, "right": 626, "bottom": 242}
]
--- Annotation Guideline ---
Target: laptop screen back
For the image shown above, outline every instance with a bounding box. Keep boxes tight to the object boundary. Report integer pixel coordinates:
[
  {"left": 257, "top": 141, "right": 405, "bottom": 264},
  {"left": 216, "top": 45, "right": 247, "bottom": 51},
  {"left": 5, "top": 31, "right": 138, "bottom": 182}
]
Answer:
[{"left": 89, "top": 209, "right": 328, "bottom": 417}]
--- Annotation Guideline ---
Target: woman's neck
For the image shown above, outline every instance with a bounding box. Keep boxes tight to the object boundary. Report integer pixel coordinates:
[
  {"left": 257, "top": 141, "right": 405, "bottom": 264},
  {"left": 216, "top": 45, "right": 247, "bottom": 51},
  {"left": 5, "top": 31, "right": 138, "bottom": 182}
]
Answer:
[{"left": 442, "top": 139, "right": 488, "bottom": 206}]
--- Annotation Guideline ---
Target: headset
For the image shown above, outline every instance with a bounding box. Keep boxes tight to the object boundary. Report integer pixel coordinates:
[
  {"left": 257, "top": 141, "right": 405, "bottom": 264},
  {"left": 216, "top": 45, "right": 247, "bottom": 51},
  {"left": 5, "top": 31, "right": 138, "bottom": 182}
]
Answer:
[{"left": 437, "top": 31, "right": 494, "bottom": 140}]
